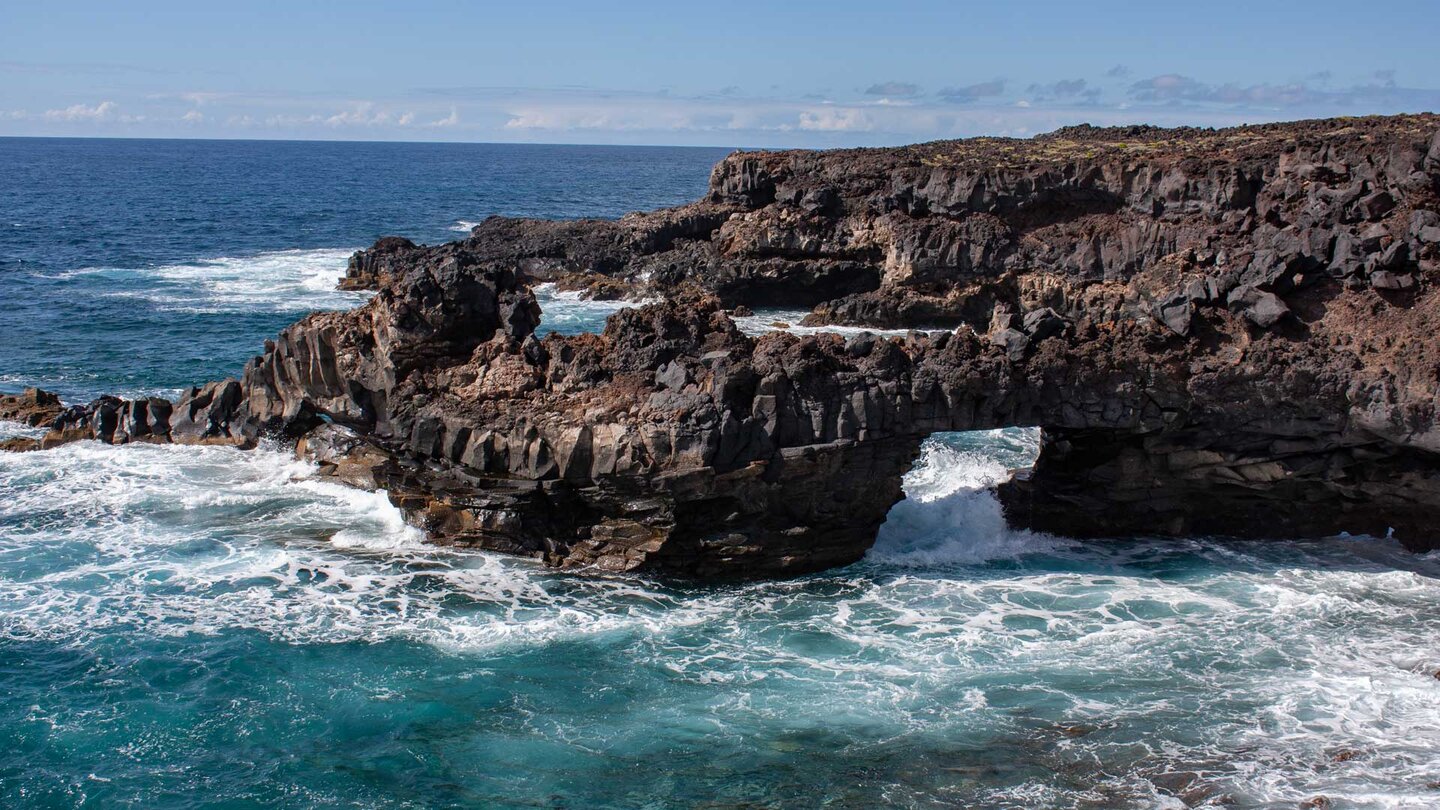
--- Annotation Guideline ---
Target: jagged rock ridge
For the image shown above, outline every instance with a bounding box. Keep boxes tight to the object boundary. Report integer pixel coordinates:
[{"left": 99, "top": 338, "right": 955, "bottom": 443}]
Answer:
[{"left": 6, "top": 114, "right": 1439, "bottom": 576}]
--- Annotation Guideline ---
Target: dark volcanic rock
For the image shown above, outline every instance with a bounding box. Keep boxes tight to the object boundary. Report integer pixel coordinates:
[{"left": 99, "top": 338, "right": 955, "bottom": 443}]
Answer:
[
  {"left": 10, "top": 114, "right": 1440, "bottom": 576},
  {"left": 339, "top": 236, "right": 418, "bottom": 290}
]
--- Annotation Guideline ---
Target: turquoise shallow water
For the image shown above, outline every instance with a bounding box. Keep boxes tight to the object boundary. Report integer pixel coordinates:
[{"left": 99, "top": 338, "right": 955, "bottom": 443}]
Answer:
[
  {"left": 4, "top": 431, "right": 1440, "bottom": 808},
  {"left": 3, "top": 138, "right": 1440, "bottom": 808}
]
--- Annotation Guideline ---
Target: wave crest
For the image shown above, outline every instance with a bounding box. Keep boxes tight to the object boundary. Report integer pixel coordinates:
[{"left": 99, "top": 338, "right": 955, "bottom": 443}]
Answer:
[
  {"left": 869, "top": 431, "right": 1057, "bottom": 566},
  {"left": 63, "top": 247, "right": 368, "bottom": 314}
]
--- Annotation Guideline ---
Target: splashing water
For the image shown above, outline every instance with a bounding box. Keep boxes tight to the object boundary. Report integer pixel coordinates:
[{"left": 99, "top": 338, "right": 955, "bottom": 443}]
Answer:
[
  {"left": 870, "top": 429, "right": 1060, "bottom": 566},
  {"left": 532, "top": 283, "right": 654, "bottom": 335},
  {"left": 731, "top": 308, "right": 937, "bottom": 338},
  {"left": 533, "top": 283, "right": 945, "bottom": 339},
  {"left": 59, "top": 247, "right": 368, "bottom": 315},
  {"left": 4, "top": 139, "right": 1440, "bottom": 808},
  {"left": 4, "top": 426, "right": 1440, "bottom": 807}
]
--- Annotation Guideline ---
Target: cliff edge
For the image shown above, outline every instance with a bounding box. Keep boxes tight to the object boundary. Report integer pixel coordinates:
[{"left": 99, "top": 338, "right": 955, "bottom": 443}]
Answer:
[{"left": 7, "top": 114, "right": 1440, "bottom": 577}]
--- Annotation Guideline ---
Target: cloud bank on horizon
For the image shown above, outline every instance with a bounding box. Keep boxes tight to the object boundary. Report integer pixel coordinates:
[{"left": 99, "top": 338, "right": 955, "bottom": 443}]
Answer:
[{"left": 2, "top": 1, "right": 1437, "bottom": 147}]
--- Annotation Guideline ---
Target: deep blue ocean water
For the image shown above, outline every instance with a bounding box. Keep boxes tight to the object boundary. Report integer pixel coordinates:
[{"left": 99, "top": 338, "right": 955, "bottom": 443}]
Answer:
[
  {"left": 0, "top": 137, "right": 731, "bottom": 399},
  {"left": 3, "top": 138, "right": 1440, "bottom": 809}
]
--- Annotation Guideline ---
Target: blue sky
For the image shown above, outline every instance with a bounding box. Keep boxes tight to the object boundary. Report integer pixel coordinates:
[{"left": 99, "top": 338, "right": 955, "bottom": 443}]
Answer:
[{"left": 3, "top": 0, "right": 1438, "bottom": 147}]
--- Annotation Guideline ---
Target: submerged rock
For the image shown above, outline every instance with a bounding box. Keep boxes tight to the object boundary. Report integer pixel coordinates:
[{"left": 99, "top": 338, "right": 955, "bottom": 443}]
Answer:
[{"left": 0, "top": 437, "right": 40, "bottom": 452}]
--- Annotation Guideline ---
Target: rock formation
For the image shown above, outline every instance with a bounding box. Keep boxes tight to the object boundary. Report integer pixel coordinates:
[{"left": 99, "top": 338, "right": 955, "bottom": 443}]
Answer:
[{"left": 7, "top": 114, "right": 1439, "bottom": 576}]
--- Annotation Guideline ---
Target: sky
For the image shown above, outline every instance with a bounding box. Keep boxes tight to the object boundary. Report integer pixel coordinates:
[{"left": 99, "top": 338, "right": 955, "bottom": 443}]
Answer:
[{"left": 2, "top": 0, "right": 1438, "bottom": 148}]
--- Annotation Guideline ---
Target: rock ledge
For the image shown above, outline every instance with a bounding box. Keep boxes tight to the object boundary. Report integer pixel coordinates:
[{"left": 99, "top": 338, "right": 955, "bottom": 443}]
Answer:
[{"left": 7, "top": 114, "right": 1440, "bottom": 576}]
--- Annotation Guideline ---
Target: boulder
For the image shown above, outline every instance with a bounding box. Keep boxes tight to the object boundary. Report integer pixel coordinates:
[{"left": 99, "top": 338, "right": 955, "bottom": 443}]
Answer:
[
  {"left": 1227, "top": 285, "right": 1290, "bottom": 328},
  {"left": 0, "top": 388, "right": 63, "bottom": 427}
]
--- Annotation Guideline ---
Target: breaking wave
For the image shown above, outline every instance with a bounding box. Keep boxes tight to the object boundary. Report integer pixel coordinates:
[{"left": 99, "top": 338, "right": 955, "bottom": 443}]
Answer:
[
  {"left": 532, "top": 282, "right": 650, "bottom": 335},
  {"left": 870, "top": 430, "right": 1060, "bottom": 566},
  {"left": 3, "top": 426, "right": 1440, "bottom": 805},
  {"left": 65, "top": 247, "right": 367, "bottom": 314}
]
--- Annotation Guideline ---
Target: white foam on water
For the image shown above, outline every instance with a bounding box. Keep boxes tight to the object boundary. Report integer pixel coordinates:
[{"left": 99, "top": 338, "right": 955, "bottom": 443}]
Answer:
[
  {"left": 534, "top": 287, "right": 945, "bottom": 339},
  {"left": 449, "top": 219, "right": 483, "bottom": 233},
  {"left": 533, "top": 283, "right": 651, "bottom": 335},
  {"left": 0, "top": 441, "right": 422, "bottom": 643},
  {"left": 147, "top": 247, "right": 365, "bottom": 313},
  {"left": 0, "top": 419, "right": 46, "bottom": 440},
  {"left": 3, "top": 426, "right": 1440, "bottom": 803},
  {"left": 0, "top": 438, "right": 739, "bottom": 655},
  {"left": 68, "top": 247, "right": 368, "bottom": 314},
  {"left": 734, "top": 308, "right": 934, "bottom": 338},
  {"left": 869, "top": 432, "right": 1059, "bottom": 566}
]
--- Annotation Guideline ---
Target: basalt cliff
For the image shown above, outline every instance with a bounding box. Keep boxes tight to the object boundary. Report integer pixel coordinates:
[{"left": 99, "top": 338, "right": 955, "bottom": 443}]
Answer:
[{"left": 6, "top": 114, "right": 1440, "bottom": 577}]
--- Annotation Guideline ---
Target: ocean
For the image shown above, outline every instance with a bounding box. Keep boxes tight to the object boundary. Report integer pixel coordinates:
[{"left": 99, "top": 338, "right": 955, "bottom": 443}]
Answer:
[{"left": 2, "top": 137, "right": 1439, "bottom": 809}]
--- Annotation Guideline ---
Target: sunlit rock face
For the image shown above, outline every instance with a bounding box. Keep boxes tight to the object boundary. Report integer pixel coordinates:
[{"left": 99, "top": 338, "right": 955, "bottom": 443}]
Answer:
[{"left": 14, "top": 114, "right": 1440, "bottom": 576}]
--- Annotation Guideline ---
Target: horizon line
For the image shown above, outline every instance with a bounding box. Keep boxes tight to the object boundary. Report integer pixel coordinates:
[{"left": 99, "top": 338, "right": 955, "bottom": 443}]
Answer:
[
  {"left": 3, "top": 110, "right": 1435, "bottom": 153},
  {"left": 0, "top": 132, "right": 755, "bottom": 151}
]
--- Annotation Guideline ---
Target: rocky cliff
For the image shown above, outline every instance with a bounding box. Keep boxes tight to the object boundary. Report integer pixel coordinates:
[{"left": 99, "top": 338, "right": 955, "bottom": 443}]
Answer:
[{"left": 7, "top": 114, "right": 1439, "bottom": 577}]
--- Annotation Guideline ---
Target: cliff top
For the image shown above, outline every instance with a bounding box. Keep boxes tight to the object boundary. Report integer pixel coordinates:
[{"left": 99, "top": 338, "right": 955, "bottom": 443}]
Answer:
[{"left": 734, "top": 113, "right": 1440, "bottom": 172}]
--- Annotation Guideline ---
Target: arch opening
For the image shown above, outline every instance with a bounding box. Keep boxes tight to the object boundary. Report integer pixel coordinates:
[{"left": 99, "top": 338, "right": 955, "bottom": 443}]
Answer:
[{"left": 870, "top": 427, "right": 1043, "bottom": 566}]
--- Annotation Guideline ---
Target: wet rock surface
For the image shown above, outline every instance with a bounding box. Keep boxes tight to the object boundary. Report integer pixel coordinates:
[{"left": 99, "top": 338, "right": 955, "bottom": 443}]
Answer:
[{"left": 8, "top": 114, "right": 1440, "bottom": 576}]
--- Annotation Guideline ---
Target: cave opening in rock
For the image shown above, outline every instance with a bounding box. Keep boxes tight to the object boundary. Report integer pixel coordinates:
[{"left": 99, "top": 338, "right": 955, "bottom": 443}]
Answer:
[{"left": 869, "top": 427, "right": 1043, "bottom": 565}]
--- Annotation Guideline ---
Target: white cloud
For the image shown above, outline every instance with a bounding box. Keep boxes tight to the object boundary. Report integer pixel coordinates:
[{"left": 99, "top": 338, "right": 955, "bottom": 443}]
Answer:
[
  {"left": 220, "top": 102, "right": 419, "bottom": 129},
  {"left": 323, "top": 102, "right": 407, "bottom": 127},
  {"left": 265, "top": 113, "right": 324, "bottom": 127},
  {"left": 8, "top": 70, "right": 1435, "bottom": 146},
  {"left": 503, "top": 106, "right": 658, "bottom": 131},
  {"left": 43, "top": 100, "right": 121, "bottom": 121},
  {"left": 502, "top": 109, "right": 563, "bottom": 129},
  {"left": 797, "top": 107, "right": 875, "bottom": 132}
]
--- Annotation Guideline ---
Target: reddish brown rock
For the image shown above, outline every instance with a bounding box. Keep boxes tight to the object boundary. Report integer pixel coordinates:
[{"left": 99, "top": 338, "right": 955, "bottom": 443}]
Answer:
[
  {"left": 0, "top": 388, "right": 64, "bottom": 427},
  {"left": 13, "top": 114, "right": 1440, "bottom": 576}
]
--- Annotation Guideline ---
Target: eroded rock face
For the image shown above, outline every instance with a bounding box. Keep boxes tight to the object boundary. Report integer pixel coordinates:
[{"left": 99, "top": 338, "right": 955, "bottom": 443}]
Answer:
[
  {"left": 333, "top": 116, "right": 1439, "bottom": 334},
  {"left": 0, "top": 388, "right": 64, "bottom": 427},
  {"left": 10, "top": 115, "right": 1440, "bottom": 575}
]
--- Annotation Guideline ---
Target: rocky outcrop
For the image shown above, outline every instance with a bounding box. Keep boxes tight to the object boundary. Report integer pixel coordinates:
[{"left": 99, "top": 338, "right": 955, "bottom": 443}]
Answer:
[
  {"left": 334, "top": 117, "right": 1440, "bottom": 334},
  {"left": 9, "top": 114, "right": 1440, "bottom": 575},
  {"left": 0, "top": 388, "right": 64, "bottom": 427}
]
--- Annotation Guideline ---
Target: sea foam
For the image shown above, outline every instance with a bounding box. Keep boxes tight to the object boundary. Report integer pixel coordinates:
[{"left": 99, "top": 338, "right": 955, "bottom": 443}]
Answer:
[
  {"left": 69, "top": 247, "right": 367, "bottom": 315},
  {"left": 533, "top": 283, "right": 943, "bottom": 339},
  {"left": 869, "top": 430, "right": 1057, "bottom": 566},
  {"left": 4, "top": 427, "right": 1440, "bottom": 805}
]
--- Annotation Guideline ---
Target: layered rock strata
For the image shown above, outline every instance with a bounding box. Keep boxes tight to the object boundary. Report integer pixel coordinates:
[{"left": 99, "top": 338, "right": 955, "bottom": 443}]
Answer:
[{"left": 6, "top": 115, "right": 1439, "bottom": 575}]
